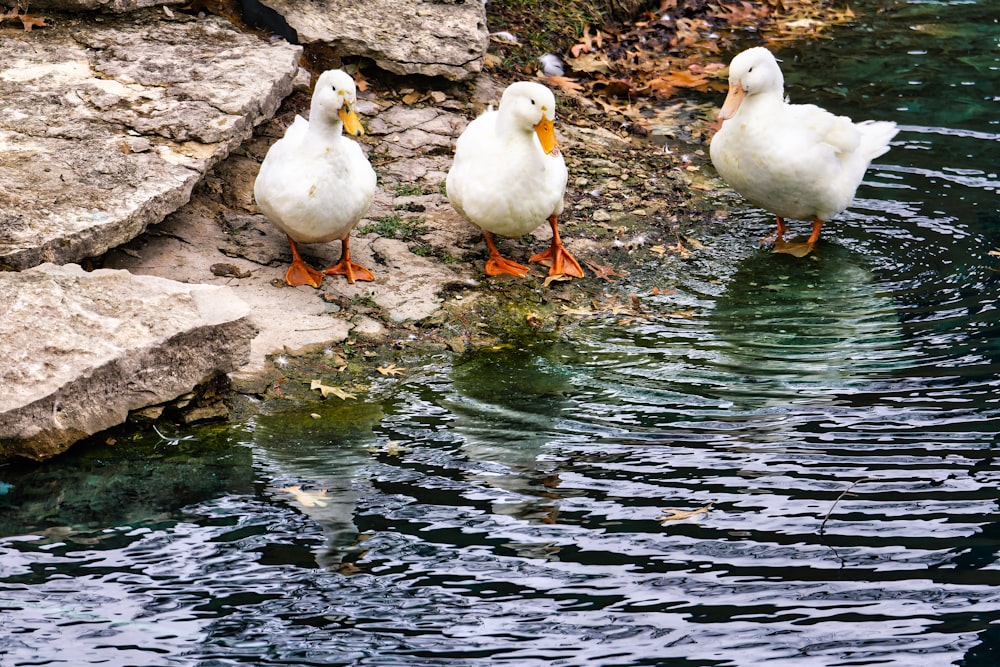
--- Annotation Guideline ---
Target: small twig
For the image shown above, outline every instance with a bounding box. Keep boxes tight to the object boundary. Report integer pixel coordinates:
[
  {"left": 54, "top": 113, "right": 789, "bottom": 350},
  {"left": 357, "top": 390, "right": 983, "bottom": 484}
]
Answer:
[{"left": 819, "top": 477, "right": 873, "bottom": 535}]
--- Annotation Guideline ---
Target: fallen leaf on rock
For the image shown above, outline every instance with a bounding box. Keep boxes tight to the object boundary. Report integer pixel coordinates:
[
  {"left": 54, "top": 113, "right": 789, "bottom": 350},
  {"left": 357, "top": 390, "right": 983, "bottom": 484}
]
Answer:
[
  {"left": 659, "top": 503, "right": 713, "bottom": 525},
  {"left": 567, "top": 51, "right": 614, "bottom": 75},
  {"left": 19, "top": 13, "right": 47, "bottom": 31},
  {"left": 544, "top": 75, "right": 585, "bottom": 95},
  {"left": 310, "top": 380, "right": 356, "bottom": 400},
  {"left": 376, "top": 363, "right": 407, "bottom": 376},
  {"left": 280, "top": 485, "right": 330, "bottom": 508},
  {"left": 402, "top": 91, "right": 422, "bottom": 105},
  {"left": 543, "top": 273, "right": 573, "bottom": 287},
  {"left": 584, "top": 260, "right": 628, "bottom": 281}
]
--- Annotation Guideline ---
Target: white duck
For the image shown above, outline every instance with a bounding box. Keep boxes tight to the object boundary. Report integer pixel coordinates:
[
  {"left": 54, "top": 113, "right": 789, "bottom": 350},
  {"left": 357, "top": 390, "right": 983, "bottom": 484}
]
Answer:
[
  {"left": 254, "top": 69, "right": 377, "bottom": 287},
  {"left": 710, "top": 47, "right": 898, "bottom": 257},
  {"left": 446, "top": 81, "right": 583, "bottom": 278}
]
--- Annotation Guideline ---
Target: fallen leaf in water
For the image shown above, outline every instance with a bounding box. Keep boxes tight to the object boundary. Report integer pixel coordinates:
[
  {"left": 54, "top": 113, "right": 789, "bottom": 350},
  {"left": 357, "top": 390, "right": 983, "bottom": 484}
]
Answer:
[
  {"left": 376, "top": 363, "right": 407, "bottom": 376},
  {"left": 562, "top": 306, "right": 596, "bottom": 316},
  {"left": 650, "top": 245, "right": 667, "bottom": 255},
  {"left": 989, "top": 248, "right": 1000, "bottom": 257},
  {"left": 659, "top": 503, "right": 713, "bottom": 525},
  {"left": 310, "top": 380, "right": 356, "bottom": 400},
  {"left": 280, "top": 485, "right": 330, "bottom": 508},
  {"left": 668, "top": 241, "right": 692, "bottom": 258},
  {"left": 681, "top": 235, "right": 706, "bottom": 250}
]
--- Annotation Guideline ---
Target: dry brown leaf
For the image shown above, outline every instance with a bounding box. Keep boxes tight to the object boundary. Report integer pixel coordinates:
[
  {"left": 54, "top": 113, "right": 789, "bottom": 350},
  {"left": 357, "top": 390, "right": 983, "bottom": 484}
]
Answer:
[
  {"left": 989, "top": 248, "right": 1000, "bottom": 257},
  {"left": 543, "top": 273, "right": 573, "bottom": 287},
  {"left": 310, "top": 379, "right": 356, "bottom": 400},
  {"left": 280, "top": 485, "right": 330, "bottom": 508},
  {"left": 567, "top": 52, "right": 615, "bottom": 75},
  {"left": 584, "top": 260, "right": 628, "bottom": 281},
  {"left": 659, "top": 503, "right": 713, "bottom": 525},
  {"left": 376, "top": 363, "right": 407, "bottom": 377},
  {"left": 544, "top": 75, "right": 585, "bottom": 95},
  {"left": 401, "top": 91, "right": 422, "bottom": 105},
  {"left": 19, "top": 13, "right": 47, "bottom": 30}
]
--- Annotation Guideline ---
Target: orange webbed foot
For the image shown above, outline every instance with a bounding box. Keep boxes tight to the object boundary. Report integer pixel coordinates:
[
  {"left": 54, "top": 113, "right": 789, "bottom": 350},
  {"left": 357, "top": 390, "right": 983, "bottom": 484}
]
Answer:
[
  {"left": 285, "top": 260, "right": 324, "bottom": 288},
  {"left": 323, "top": 237, "right": 374, "bottom": 284},
  {"left": 530, "top": 214, "right": 584, "bottom": 278},
  {"left": 485, "top": 255, "right": 531, "bottom": 278},
  {"left": 529, "top": 243, "right": 584, "bottom": 278},
  {"left": 284, "top": 237, "right": 324, "bottom": 288},
  {"left": 324, "top": 259, "right": 375, "bottom": 284}
]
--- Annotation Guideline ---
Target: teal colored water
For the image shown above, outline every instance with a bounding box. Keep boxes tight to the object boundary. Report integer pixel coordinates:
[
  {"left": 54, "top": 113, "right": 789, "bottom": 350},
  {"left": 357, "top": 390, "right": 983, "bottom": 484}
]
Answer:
[{"left": 2, "top": 2, "right": 999, "bottom": 665}]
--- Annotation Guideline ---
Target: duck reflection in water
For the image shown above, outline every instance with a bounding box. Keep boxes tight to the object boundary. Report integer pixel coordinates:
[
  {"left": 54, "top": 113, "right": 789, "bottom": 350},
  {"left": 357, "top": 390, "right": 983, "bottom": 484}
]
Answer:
[
  {"left": 707, "top": 244, "right": 905, "bottom": 413},
  {"left": 250, "top": 401, "right": 383, "bottom": 571},
  {"left": 449, "top": 343, "right": 579, "bottom": 548}
]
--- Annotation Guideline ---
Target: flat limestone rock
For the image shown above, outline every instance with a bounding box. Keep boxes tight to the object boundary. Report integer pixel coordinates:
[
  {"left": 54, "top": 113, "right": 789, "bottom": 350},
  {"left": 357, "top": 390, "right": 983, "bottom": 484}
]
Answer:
[
  {"left": 0, "top": 264, "right": 255, "bottom": 462},
  {"left": 258, "top": 0, "right": 487, "bottom": 80},
  {"left": 0, "top": 11, "right": 301, "bottom": 271},
  {"left": 29, "top": 0, "right": 183, "bottom": 12}
]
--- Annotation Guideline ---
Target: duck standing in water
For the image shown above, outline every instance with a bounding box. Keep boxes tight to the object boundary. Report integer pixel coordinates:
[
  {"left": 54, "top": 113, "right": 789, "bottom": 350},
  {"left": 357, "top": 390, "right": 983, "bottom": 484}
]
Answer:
[
  {"left": 710, "top": 47, "right": 898, "bottom": 257},
  {"left": 446, "top": 81, "right": 583, "bottom": 278},
  {"left": 254, "top": 69, "right": 377, "bottom": 287}
]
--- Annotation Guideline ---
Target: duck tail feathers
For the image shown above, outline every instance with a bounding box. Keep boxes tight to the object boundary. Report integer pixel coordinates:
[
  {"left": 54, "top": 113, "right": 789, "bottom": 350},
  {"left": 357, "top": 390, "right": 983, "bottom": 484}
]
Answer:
[{"left": 858, "top": 120, "right": 899, "bottom": 161}]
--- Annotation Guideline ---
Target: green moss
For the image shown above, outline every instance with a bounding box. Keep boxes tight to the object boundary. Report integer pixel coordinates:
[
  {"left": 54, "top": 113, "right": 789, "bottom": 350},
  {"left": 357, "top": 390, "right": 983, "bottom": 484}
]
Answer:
[{"left": 358, "top": 215, "right": 428, "bottom": 241}]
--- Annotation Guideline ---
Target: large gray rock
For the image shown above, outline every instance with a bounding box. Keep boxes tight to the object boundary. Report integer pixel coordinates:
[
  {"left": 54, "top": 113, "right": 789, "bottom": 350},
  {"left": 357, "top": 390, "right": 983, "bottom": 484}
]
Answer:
[
  {"left": 29, "top": 0, "right": 182, "bottom": 12},
  {"left": 0, "top": 11, "right": 301, "bottom": 271},
  {"left": 0, "top": 264, "right": 255, "bottom": 462},
  {"left": 258, "top": 0, "right": 487, "bottom": 80}
]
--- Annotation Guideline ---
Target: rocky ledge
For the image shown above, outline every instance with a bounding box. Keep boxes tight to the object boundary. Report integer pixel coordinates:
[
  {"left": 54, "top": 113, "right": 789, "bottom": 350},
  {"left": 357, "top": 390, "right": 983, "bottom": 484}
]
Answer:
[{"left": 0, "top": 2, "right": 695, "bottom": 462}]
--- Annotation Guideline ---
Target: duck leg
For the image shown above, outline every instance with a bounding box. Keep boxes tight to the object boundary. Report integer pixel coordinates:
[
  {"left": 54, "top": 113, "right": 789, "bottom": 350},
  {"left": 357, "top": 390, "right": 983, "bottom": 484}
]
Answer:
[
  {"left": 324, "top": 235, "right": 374, "bottom": 284},
  {"left": 284, "top": 236, "right": 324, "bottom": 289},
  {"left": 483, "top": 230, "right": 530, "bottom": 278},
  {"left": 761, "top": 216, "right": 787, "bottom": 245},
  {"left": 529, "top": 214, "right": 584, "bottom": 278},
  {"left": 774, "top": 217, "right": 823, "bottom": 258}
]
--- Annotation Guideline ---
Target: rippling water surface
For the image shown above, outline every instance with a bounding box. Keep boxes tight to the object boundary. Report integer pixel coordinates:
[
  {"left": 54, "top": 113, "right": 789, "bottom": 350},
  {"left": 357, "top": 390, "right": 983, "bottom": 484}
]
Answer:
[{"left": 2, "top": 2, "right": 999, "bottom": 665}]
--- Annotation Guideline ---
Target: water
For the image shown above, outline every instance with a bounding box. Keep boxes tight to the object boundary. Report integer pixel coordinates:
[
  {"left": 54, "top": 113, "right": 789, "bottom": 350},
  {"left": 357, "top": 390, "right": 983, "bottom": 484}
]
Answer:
[{"left": 2, "top": 2, "right": 999, "bottom": 665}]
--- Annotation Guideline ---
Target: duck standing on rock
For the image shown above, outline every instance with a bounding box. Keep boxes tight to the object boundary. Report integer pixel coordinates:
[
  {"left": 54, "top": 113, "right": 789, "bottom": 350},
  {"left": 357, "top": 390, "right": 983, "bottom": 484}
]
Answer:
[
  {"left": 710, "top": 47, "right": 899, "bottom": 257},
  {"left": 254, "top": 69, "right": 377, "bottom": 287},
  {"left": 446, "top": 81, "right": 584, "bottom": 278}
]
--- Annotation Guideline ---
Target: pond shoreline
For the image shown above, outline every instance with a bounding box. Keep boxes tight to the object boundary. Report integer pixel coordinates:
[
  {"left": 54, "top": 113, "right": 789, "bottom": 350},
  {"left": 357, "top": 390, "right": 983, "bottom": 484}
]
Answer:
[{"left": 2, "top": 0, "right": 834, "bottom": 459}]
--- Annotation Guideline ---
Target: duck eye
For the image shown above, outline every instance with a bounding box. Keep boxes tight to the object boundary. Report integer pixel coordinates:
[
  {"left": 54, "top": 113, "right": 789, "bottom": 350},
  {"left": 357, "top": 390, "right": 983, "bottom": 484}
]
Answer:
[{"left": 530, "top": 99, "right": 536, "bottom": 105}]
